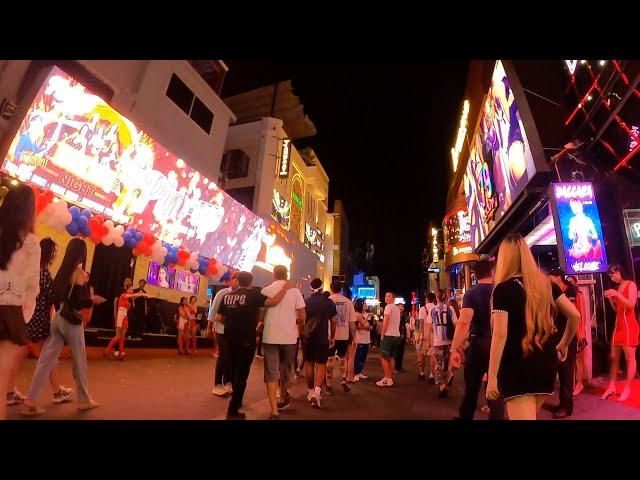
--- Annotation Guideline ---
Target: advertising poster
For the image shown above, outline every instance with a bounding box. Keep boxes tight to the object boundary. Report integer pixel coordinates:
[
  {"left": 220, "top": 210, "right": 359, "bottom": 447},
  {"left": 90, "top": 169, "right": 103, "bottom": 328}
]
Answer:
[
  {"left": 551, "top": 182, "right": 608, "bottom": 274},
  {"left": 464, "top": 60, "right": 537, "bottom": 250},
  {"left": 1, "top": 66, "right": 266, "bottom": 271}
]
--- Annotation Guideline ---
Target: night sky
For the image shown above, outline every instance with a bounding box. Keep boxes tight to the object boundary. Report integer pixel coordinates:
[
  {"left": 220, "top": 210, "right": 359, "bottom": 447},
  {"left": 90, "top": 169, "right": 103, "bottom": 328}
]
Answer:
[{"left": 223, "top": 61, "right": 469, "bottom": 299}]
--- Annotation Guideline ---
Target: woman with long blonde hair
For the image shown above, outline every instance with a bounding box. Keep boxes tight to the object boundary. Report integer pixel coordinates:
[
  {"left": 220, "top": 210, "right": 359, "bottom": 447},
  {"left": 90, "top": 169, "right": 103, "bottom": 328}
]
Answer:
[{"left": 486, "top": 234, "right": 580, "bottom": 420}]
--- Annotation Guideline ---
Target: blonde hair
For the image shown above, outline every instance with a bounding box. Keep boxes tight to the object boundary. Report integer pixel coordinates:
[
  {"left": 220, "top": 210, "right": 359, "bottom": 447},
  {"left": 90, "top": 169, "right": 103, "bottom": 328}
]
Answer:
[{"left": 494, "top": 234, "right": 557, "bottom": 356}]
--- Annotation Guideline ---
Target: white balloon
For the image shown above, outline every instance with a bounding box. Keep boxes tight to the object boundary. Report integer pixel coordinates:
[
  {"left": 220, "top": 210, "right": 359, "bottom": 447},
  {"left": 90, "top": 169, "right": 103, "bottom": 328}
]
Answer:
[
  {"left": 113, "top": 236, "right": 125, "bottom": 248},
  {"left": 114, "top": 225, "right": 124, "bottom": 234},
  {"left": 104, "top": 220, "right": 115, "bottom": 229}
]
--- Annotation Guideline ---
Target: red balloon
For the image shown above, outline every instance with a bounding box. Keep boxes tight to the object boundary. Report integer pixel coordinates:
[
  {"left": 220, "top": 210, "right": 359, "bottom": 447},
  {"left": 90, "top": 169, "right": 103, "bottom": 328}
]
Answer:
[
  {"left": 43, "top": 190, "right": 54, "bottom": 204},
  {"left": 100, "top": 225, "right": 108, "bottom": 236},
  {"left": 132, "top": 247, "right": 141, "bottom": 257},
  {"left": 144, "top": 233, "right": 155, "bottom": 246},
  {"left": 90, "top": 233, "right": 102, "bottom": 244},
  {"left": 94, "top": 214, "right": 104, "bottom": 224}
]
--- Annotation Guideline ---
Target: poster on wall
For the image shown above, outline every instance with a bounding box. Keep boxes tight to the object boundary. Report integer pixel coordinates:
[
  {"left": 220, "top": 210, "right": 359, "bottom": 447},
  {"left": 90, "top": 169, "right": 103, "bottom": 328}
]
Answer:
[
  {"left": 463, "top": 60, "right": 538, "bottom": 250},
  {"left": 550, "top": 182, "right": 608, "bottom": 275},
  {"left": 443, "top": 208, "right": 472, "bottom": 256},
  {"left": 147, "top": 261, "right": 200, "bottom": 293},
  {"left": 271, "top": 189, "right": 290, "bottom": 229},
  {"left": 0, "top": 65, "right": 266, "bottom": 271}
]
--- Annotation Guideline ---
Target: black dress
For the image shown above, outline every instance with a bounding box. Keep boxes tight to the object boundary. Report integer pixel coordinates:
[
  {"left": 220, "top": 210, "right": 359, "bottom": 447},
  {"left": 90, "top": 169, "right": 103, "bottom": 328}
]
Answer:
[
  {"left": 27, "top": 269, "right": 55, "bottom": 342},
  {"left": 491, "top": 276, "right": 564, "bottom": 400}
]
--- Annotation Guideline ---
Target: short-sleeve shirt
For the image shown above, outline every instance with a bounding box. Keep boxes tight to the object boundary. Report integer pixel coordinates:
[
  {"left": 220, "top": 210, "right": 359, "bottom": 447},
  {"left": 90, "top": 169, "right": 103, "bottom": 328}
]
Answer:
[
  {"left": 426, "top": 303, "right": 458, "bottom": 346},
  {"left": 329, "top": 293, "right": 356, "bottom": 341},
  {"left": 492, "top": 276, "right": 564, "bottom": 365},
  {"left": 208, "top": 287, "right": 232, "bottom": 334},
  {"left": 304, "top": 292, "right": 337, "bottom": 344},
  {"left": 218, "top": 287, "right": 268, "bottom": 341},
  {"left": 261, "top": 280, "right": 306, "bottom": 345},
  {"left": 461, "top": 283, "right": 494, "bottom": 338},
  {"left": 383, "top": 303, "right": 401, "bottom": 337}
]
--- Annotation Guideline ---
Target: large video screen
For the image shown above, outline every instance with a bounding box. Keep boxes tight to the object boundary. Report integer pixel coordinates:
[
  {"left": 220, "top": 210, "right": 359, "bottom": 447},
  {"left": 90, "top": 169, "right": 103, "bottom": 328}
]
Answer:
[
  {"left": 1, "top": 66, "right": 266, "bottom": 271},
  {"left": 147, "top": 261, "right": 200, "bottom": 293},
  {"left": 464, "top": 60, "right": 537, "bottom": 250},
  {"left": 551, "top": 182, "right": 608, "bottom": 275}
]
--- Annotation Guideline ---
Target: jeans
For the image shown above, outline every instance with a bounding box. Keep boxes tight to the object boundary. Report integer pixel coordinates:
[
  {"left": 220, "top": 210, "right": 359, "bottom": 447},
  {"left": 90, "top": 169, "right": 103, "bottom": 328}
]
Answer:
[
  {"left": 354, "top": 344, "right": 369, "bottom": 375},
  {"left": 458, "top": 336, "right": 505, "bottom": 420},
  {"left": 556, "top": 336, "right": 577, "bottom": 413},
  {"left": 214, "top": 333, "right": 232, "bottom": 386},
  {"left": 27, "top": 311, "right": 91, "bottom": 404},
  {"left": 227, "top": 337, "right": 256, "bottom": 414}
]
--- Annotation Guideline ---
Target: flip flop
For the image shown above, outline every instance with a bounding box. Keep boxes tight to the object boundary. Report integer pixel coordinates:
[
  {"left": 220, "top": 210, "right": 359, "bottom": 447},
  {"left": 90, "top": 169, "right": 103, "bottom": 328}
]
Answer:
[
  {"left": 20, "top": 405, "right": 46, "bottom": 417},
  {"left": 601, "top": 388, "right": 619, "bottom": 400}
]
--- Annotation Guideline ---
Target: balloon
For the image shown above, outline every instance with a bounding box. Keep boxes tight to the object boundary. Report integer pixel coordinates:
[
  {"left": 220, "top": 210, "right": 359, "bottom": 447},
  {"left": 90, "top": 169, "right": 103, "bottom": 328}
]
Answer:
[
  {"left": 66, "top": 222, "right": 79, "bottom": 236},
  {"left": 132, "top": 247, "right": 141, "bottom": 257},
  {"left": 144, "top": 233, "right": 155, "bottom": 245},
  {"left": 77, "top": 216, "right": 89, "bottom": 236},
  {"left": 113, "top": 236, "right": 125, "bottom": 248},
  {"left": 69, "top": 206, "right": 81, "bottom": 220},
  {"left": 80, "top": 209, "right": 92, "bottom": 219},
  {"left": 104, "top": 220, "right": 115, "bottom": 230}
]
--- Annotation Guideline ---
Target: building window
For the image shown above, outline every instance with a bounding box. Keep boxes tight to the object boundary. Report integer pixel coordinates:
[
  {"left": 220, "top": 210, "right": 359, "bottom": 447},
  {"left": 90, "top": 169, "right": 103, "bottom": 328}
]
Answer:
[{"left": 166, "top": 73, "right": 215, "bottom": 135}]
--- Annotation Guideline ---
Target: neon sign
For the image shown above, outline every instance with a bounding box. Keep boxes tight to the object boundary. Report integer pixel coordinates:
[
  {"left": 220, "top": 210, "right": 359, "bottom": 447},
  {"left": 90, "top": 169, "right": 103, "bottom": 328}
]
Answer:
[
  {"left": 550, "top": 182, "right": 608, "bottom": 275},
  {"left": 565, "top": 60, "right": 578, "bottom": 75},
  {"left": 1, "top": 66, "right": 266, "bottom": 270},
  {"left": 451, "top": 100, "right": 470, "bottom": 172},
  {"left": 432, "top": 227, "right": 440, "bottom": 263},
  {"left": 278, "top": 138, "right": 291, "bottom": 178}
]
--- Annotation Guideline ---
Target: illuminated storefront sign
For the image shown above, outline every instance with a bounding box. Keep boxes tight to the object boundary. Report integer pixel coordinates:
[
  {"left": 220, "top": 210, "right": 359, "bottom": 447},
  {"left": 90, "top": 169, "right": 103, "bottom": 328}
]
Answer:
[
  {"left": 623, "top": 209, "right": 640, "bottom": 248},
  {"left": 278, "top": 138, "right": 291, "bottom": 178},
  {"left": 550, "top": 182, "right": 608, "bottom": 275},
  {"left": 444, "top": 208, "right": 471, "bottom": 252},
  {"left": 1, "top": 66, "right": 266, "bottom": 270},
  {"left": 431, "top": 227, "right": 440, "bottom": 263},
  {"left": 451, "top": 100, "right": 470, "bottom": 172},
  {"left": 304, "top": 222, "right": 325, "bottom": 262},
  {"left": 630, "top": 126, "right": 639, "bottom": 152},
  {"left": 464, "top": 60, "right": 537, "bottom": 250},
  {"left": 271, "top": 189, "right": 290, "bottom": 230}
]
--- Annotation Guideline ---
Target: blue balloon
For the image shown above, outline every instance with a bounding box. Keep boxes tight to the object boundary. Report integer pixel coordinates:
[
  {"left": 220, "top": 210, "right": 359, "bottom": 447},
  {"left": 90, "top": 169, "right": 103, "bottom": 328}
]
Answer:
[
  {"left": 69, "top": 206, "right": 81, "bottom": 220},
  {"left": 135, "top": 232, "right": 144, "bottom": 242},
  {"left": 80, "top": 209, "right": 92, "bottom": 219},
  {"left": 66, "top": 222, "right": 79, "bottom": 236},
  {"left": 125, "top": 227, "right": 136, "bottom": 237}
]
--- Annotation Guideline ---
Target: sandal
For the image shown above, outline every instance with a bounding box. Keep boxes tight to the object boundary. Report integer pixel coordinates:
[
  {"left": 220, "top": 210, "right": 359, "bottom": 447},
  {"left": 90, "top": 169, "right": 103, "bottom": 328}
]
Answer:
[
  {"left": 601, "top": 387, "right": 619, "bottom": 400},
  {"left": 618, "top": 389, "right": 632, "bottom": 402},
  {"left": 20, "top": 404, "right": 46, "bottom": 416}
]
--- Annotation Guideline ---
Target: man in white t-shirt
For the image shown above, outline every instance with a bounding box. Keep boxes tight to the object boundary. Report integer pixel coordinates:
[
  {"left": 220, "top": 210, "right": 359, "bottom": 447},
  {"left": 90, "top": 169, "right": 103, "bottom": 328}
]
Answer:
[
  {"left": 376, "top": 291, "right": 402, "bottom": 387},
  {"left": 417, "top": 292, "right": 436, "bottom": 382},
  {"left": 327, "top": 281, "right": 357, "bottom": 394},
  {"left": 425, "top": 291, "right": 458, "bottom": 397},
  {"left": 260, "top": 265, "right": 306, "bottom": 419}
]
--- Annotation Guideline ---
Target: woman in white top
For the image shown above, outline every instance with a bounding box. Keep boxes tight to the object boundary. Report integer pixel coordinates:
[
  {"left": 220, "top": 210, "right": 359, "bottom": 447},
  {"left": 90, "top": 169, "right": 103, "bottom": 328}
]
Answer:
[
  {"left": 0, "top": 180, "right": 40, "bottom": 419},
  {"left": 353, "top": 299, "right": 372, "bottom": 381}
]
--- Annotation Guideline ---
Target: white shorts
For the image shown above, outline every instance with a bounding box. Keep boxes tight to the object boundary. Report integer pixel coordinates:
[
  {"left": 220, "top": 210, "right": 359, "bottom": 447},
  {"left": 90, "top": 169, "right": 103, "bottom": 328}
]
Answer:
[
  {"left": 178, "top": 317, "right": 188, "bottom": 330},
  {"left": 116, "top": 308, "right": 128, "bottom": 328}
]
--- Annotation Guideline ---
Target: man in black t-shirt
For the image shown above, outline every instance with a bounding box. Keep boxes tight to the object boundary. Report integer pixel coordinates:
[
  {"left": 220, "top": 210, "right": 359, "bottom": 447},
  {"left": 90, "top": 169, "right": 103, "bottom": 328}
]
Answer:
[
  {"left": 216, "top": 271, "right": 290, "bottom": 420},
  {"left": 450, "top": 259, "right": 505, "bottom": 420},
  {"left": 302, "top": 278, "right": 338, "bottom": 409},
  {"left": 549, "top": 267, "right": 578, "bottom": 419}
]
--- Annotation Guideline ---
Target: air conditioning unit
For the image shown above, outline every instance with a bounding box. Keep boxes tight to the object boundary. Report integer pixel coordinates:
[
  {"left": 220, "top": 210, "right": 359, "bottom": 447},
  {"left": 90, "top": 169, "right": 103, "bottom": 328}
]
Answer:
[{"left": 220, "top": 149, "right": 249, "bottom": 179}]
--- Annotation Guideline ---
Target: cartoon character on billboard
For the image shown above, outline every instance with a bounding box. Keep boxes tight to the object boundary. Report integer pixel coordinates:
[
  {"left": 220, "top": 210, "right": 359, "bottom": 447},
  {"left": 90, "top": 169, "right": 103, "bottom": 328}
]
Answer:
[
  {"left": 13, "top": 114, "right": 50, "bottom": 162},
  {"left": 113, "top": 140, "right": 154, "bottom": 216},
  {"left": 567, "top": 198, "right": 603, "bottom": 260}
]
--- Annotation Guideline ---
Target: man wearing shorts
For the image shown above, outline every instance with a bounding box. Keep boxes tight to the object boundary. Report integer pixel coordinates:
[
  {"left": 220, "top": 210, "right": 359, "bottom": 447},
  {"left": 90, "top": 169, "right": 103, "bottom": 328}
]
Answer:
[
  {"left": 327, "top": 281, "right": 357, "bottom": 394},
  {"left": 302, "top": 278, "right": 337, "bottom": 408},
  {"left": 377, "top": 292, "right": 402, "bottom": 387},
  {"left": 260, "top": 265, "right": 306, "bottom": 419}
]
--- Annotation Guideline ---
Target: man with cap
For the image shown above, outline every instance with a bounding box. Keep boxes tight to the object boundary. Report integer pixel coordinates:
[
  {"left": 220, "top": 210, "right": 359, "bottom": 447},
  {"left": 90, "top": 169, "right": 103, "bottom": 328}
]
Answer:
[{"left": 549, "top": 267, "right": 578, "bottom": 419}]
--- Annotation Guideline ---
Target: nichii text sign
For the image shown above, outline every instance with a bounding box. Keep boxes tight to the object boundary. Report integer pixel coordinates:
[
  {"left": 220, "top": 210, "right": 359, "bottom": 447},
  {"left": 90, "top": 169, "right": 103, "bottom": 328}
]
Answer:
[{"left": 550, "top": 182, "right": 609, "bottom": 275}]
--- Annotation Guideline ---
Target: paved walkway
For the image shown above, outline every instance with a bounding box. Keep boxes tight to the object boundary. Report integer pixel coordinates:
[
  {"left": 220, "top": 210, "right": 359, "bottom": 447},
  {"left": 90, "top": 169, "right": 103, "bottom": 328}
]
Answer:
[{"left": 8, "top": 345, "right": 640, "bottom": 420}]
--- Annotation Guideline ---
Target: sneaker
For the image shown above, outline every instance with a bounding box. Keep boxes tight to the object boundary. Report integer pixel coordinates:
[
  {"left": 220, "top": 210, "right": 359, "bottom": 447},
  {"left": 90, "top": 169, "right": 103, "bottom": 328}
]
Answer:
[
  {"left": 224, "top": 383, "right": 233, "bottom": 394},
  {"left": 277, "top": 391, "right": 291, "bottom": 411},
  {"left": 325, "top": 386, "right": 334, "bottom": 396},
  {"left": 78, "top": 400, "right": 100, "bottom": 411},
  {"left": 376, "top": 378, "right": 394, "bottom": 387},
  {"left": 226, "top": 411, "right": 246, "bottom": 420},
  {"left": 341, "top": 380, "right": 351, "bottom": 392},
  {"left": 311, "top": 395, "right": 321, "bottom": 409},
  {"left": 212, "top": 385, "right": 228, "bottom": 396},
  {"left": 53, "top": 387, "right": 73, "bottom": 404},
  {"left": 348, "top": 376, "right": 360, "bottom": 383},
  {"left": 6, "top": 390, "right": 26, "bottom": 406},
  {"left": 357, "top": 373, "right": 368, "bottom": 380}
]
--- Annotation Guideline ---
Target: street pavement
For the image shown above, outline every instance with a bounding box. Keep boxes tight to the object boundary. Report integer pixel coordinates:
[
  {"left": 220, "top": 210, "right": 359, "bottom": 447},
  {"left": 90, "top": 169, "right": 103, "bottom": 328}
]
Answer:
[{"left": 8, "top": 344, "right": 640, "bottom": 420}]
